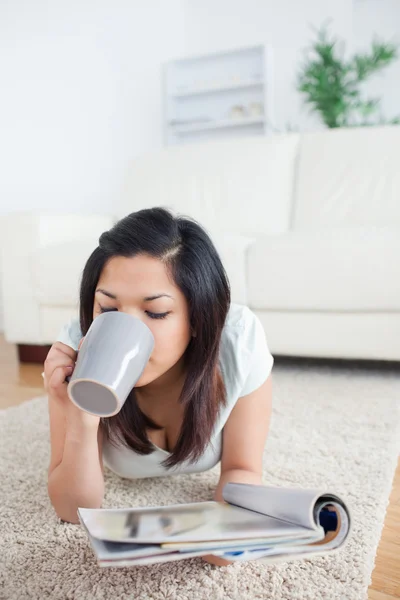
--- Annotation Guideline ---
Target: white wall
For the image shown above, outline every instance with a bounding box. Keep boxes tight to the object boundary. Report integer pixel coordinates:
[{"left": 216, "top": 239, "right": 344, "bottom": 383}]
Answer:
[
  {"left": 0, "top": 0, "right": 398, "bottom": 219},
  {"left": 182, "top": 0, "right": 354, "bottom": 132},
  {"left": 0, "top": 0, "right": 185, "bottom": 332},
  {"left": 353, "top": 0, "right": 400, "bottom": 124},
  {"left": 0, "top": 1, "right": 398, "bottom": 334},
  {"left": 0, "top": 0, "right": 185, "bottom": 216},
  {"left": 182, "top": 0, "right": 400, "bottom": 131}
]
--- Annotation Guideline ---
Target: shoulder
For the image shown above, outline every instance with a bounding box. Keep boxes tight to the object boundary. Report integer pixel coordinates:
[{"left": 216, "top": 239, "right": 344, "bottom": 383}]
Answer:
[
  {"left": 223, "top": 303, "right": 265, "bottom": 344},
  {"left": 221, "top": 303, "right": 268, "bottom": 354},
  {"left": 56, "top": 316, "right": 82, "bottom": 351},
  {"left": 220, "top": 303, "right": 274, "bottom": 398}
]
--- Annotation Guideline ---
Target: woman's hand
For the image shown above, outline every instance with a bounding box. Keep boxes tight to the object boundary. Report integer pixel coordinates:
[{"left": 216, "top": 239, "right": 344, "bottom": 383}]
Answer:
[
  {"left": 43, "top": 340, "right": 100, "bottom": 430},
  {"left": 202, "top": 554, "right": 234, "bottom": 566}
]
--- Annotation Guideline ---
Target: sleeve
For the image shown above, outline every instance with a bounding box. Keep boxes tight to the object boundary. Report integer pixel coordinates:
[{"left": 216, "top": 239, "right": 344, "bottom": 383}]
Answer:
[
  {"left": 56, "top": 317, "right": 83, "bottom": 351},
  {"left": 240, "top": 310, "right": 274, "bottom": 397}
]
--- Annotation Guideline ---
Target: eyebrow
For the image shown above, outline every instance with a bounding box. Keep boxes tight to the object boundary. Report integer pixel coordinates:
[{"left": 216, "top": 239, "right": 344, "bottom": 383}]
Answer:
[{"left": 95, "top": 288, "right": 173, "bottom": 302}]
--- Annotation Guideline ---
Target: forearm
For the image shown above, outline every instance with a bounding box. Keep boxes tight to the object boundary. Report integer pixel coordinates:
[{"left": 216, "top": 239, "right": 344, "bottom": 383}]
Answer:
[
  {"left": 214, "top": 468, "right": 263, "bottom": 503},
  {"left": 48, "top": 424, "right": 104, "bottom": 524}
]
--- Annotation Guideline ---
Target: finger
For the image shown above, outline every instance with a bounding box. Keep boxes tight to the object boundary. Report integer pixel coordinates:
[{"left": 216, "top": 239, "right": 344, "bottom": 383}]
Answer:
[
  {"left": 47, "top": 365, "right": 74, "bottom": 393},
  {"left": 50, "top": 342, "right": 78, "bottom": 360},
  {"left": 43, "top": 355, "right": 75, "bottom": 381},
  {"left": 78, "top": 337, "right": 85, "bottom": 351}
]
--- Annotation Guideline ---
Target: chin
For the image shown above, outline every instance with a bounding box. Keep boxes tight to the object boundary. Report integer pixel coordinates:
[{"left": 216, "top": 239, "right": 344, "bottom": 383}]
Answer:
[
  {"left": 134, "top": 361, "right": 153, "bottom": 387},
  {"left": 134, "top": 370, "right": 156, "bottom": 387}
]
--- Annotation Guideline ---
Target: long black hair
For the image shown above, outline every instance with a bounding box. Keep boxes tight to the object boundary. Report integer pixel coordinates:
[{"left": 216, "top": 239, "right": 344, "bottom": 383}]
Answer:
[{"left": 79, "top": 207, "right": 231, "bottom": 468}]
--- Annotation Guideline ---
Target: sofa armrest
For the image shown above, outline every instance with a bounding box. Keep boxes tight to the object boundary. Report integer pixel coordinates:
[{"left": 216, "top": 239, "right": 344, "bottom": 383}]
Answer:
[{"left": 0, "top": 212, "right": 114, "bottom": 344}]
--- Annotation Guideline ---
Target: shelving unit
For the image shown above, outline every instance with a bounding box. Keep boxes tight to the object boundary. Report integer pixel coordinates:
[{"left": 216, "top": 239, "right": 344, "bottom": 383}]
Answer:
[
  {"left": 163, "top": 44, "right": 273, "bottom": 146},
  {"left": 172, "top": 78, "right": 264, "bottom": 98},
  {"left": 172, "top": 116, "right": 265, "bottom": 134}
]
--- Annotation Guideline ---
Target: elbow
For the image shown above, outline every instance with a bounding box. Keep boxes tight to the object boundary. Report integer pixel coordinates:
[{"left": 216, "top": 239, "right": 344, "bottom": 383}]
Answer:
[
  {"left": 47, "top": 492, "right": 80, "bottom": 524},
  {"left": 47, "top": 481, "right": 103, "bottom": 525},
  {"left": 49, "top": 498, "right": 103, "bottom": 525},
  {"left": 55, "top": 509, "right": 81, "bottom": 525}
]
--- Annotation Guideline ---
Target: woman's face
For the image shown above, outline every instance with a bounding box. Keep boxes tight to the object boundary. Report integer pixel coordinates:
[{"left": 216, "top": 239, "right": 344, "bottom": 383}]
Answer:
[{"left": 93, "top": 254, "right": 192, "bottom": 389}]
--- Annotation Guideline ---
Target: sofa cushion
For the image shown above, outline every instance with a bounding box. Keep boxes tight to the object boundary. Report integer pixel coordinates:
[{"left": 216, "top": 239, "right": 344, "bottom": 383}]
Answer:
[
  {"left": 293, "top": 125, "right": 400, "bottom": 230},
  {"left": 247, "top": 226, "right": 400, "bottom": 311},
  {"left": 119, "top": 134, "right": 300, "bottom": 236},
  {"left": 206, "top": 230, "right": 255, "bottom": 305},
  {"left": 32, "top": 232, "right": 254, "bottom": 308},
  {"left": 32, "top": 240, "right": 96, "bottom": 306}
]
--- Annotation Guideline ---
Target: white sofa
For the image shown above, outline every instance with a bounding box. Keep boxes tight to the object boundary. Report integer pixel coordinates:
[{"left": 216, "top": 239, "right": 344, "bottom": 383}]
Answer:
[{"left": 1, "top": 126, "right": 400, "bottom": 361}]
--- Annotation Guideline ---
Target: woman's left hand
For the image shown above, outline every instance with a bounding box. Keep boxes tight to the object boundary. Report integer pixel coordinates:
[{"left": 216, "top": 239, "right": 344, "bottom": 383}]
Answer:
[{"left": 202, "top": 554, "right": 234, "bottom": 566}]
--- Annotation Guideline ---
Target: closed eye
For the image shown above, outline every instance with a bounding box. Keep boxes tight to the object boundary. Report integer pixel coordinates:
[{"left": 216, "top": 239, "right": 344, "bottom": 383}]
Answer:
[
  {"left": 99, "top": 306, "right": 170, "bottom": 320},
  {"left": 98, "top": 306, "right": 117, "bottom": 314},
  {"left": 146, "top": 311, "right": 170, "bottom": 320}
]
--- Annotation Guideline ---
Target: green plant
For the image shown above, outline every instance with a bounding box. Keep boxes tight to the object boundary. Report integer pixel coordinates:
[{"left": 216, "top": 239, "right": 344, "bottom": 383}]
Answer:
[{"left": 298, "top": 24, "right": 400, "bottom": 128}]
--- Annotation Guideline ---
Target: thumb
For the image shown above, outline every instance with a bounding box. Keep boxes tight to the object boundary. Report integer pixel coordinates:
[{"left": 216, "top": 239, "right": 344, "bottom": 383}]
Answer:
[{"left": 47, "top": 365, "right": 74, "bottom": 392}]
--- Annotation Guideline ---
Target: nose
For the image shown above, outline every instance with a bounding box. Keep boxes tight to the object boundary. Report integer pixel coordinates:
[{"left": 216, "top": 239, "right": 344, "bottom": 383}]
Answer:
[
  {"left": 120, "top": 308, "right": 151, "bottom": 329},
  {"left": 121, "top": 308, "right": 145, "bottom": 322}
]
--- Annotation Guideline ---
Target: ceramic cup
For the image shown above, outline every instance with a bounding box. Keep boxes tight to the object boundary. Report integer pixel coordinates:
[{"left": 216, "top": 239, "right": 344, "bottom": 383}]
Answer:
[{"left": 67, "top": 311, "right": 155, "bottom": 417}]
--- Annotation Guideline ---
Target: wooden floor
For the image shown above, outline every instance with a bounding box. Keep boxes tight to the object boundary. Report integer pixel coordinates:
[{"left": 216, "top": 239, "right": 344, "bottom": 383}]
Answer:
[{"left": 0, "top": 334, "right": 398, "bottom": 598}]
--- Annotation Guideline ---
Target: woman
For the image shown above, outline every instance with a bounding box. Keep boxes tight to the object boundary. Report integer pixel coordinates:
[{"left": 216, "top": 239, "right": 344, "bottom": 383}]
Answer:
[{"left": 44, "top": 207, "right": 274, "bottom": 566}]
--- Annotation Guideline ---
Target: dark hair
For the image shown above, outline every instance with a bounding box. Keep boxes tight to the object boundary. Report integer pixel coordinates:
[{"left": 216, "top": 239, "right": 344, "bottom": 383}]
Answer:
[{"left": 79, "top": 207, "right": 231, "bottom": 469}]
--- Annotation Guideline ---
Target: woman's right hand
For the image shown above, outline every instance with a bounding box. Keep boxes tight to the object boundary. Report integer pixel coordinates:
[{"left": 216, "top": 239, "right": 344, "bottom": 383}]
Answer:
[{"left": 43, "top": 341, "right": 100, "bottom": 430}]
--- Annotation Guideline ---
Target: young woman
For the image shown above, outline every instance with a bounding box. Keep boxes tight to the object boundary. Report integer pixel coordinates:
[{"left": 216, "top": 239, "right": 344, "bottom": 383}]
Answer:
[{"left": 44, "top": 207, "right": 274, "bottom": 566}]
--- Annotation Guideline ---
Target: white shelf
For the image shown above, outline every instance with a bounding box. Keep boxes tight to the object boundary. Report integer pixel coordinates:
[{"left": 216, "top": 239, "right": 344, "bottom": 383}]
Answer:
[
  {"left": 172, "top": 44, "right": 264, "bottom": 65},
  {"left": 173, "top": 79, "right": 263, "bottom": 98},
  {"left": 171, "top": 116, "right": 265, "bottom": 134},
  {"left": 163, "top": 44, "right": 273, "bottom": 145}
]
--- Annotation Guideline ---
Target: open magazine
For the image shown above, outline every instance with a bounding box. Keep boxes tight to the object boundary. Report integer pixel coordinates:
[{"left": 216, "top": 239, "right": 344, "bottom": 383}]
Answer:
[{"left": 77, "top": 483, "right": 351, "bottom": 567}]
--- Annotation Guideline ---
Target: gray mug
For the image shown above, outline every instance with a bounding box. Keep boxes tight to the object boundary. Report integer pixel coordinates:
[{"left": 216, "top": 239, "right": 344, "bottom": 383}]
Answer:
[{"left": 67, "top": 311, "right": 155, "bottom": 417}]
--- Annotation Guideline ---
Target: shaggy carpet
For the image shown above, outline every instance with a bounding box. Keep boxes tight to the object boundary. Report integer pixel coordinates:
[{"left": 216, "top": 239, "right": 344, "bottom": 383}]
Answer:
[{"left": 0, "top": 360, "right": 399, "bottom": 600}]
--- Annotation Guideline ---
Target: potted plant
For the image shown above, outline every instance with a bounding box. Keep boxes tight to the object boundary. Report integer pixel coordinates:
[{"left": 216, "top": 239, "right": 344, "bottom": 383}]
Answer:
[{"left": 298, "top": 24, "right": 400, "bottom": 128}]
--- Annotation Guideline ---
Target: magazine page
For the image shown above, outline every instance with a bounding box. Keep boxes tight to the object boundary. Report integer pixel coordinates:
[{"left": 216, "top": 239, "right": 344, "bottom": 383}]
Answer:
[
  {"left": 95, "top": 531, "right": 328, "bottom": 568},
  {"left": 78, "top": 510, "right": 317, "bottom": 563},
  {"left": 222, "top": 483, "right": 350, "bottom": 531},
  {"left": 94, "top": 514, "right": 347, "bottom": 568},
  {"left": 161, "top": 531, "right": 321, "bottom": 551},
  {"left": 77, "top": 499, "right": 316, "bottom": 545},
  {"left": 218, "top": 488, "right": 351, "bottom": 563},
  {"left": 78, "top": 511, "right": 172, "bottom": 561},
  {"left": 97, "top": 548, "right": 222, "bottom": 568},
  {"left": 85, "top": 530, "right": 324, "bottom": 566}
]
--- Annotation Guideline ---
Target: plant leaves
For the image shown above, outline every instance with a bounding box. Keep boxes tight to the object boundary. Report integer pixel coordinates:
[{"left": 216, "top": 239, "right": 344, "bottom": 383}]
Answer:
[{"left": 297, "top": 24, "right": 399, "bottom": 128}]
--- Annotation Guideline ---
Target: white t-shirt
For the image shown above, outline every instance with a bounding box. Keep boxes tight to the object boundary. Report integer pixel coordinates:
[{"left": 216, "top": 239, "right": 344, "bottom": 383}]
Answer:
[{"left": 56, "top": 303, "right": 274, "bottom": 479}]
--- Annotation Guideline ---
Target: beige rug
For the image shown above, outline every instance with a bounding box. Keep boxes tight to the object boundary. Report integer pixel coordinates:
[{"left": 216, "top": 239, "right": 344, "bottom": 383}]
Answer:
[{"left": 0, "top": 360, "right": 399, "bottom": 600}]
